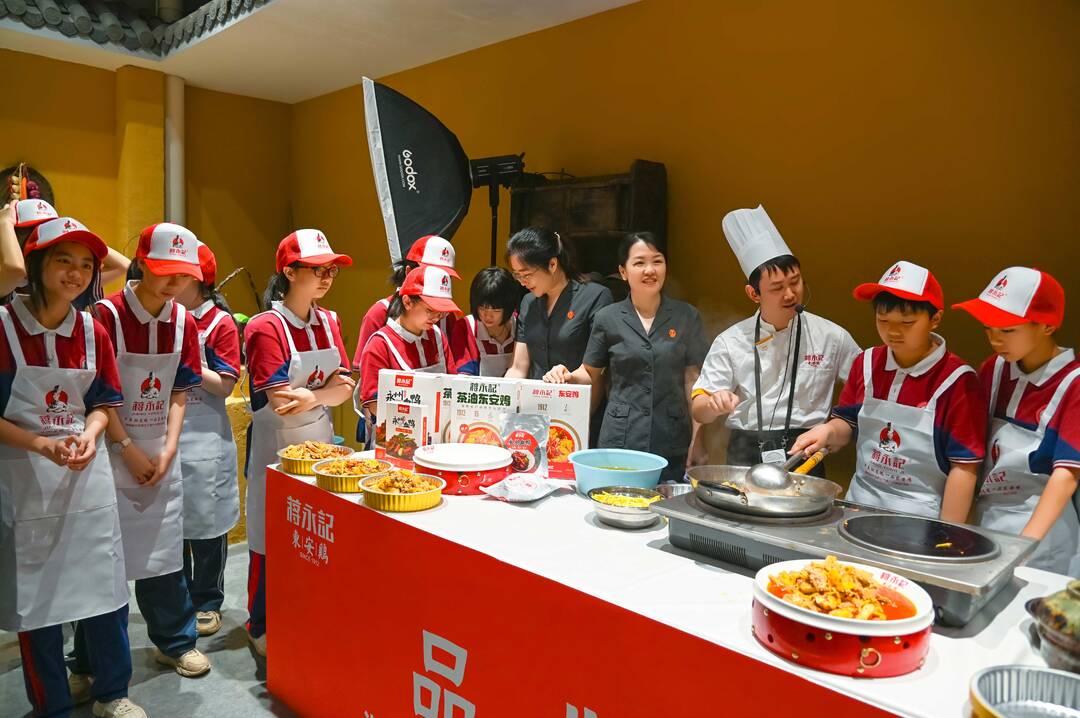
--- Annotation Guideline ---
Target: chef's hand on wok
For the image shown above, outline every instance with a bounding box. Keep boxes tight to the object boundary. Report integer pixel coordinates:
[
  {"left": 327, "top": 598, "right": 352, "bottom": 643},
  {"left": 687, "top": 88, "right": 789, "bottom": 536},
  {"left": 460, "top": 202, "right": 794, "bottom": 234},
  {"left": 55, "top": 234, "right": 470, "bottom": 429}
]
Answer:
[
  {"left": 122, "top": 444, "right": 156, "bottom": 485},
  {"left": 789, "top": 424, "right": 832, "bottom": 457},
  {"left": 36, "top": 435, "right": 78, "bottom": 467},
  {"left": 543, "top": 365, "right": 572, "bottom": 384},
  {"left": 65, "top": 432, "right": 97, "bottom": 471}
]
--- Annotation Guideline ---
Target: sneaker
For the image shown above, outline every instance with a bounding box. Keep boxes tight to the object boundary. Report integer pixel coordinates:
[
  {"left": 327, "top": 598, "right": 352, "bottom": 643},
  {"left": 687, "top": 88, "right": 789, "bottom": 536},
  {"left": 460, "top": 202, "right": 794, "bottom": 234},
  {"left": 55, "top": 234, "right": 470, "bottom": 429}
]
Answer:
[
  {"left": 196, "top": 610, "right": 222, "bottom": 636},
  {"left": 248, "top": 630, "right": 267, "bottom": 657},
  {"left": 154, "top": 647, "right": 211, "bottom": 677},
  {"left": 68, "top": 672, "right": 93, "bottom": 705},
  {"left": 92, "top": 697, "right": 147, "bottom": 717}
]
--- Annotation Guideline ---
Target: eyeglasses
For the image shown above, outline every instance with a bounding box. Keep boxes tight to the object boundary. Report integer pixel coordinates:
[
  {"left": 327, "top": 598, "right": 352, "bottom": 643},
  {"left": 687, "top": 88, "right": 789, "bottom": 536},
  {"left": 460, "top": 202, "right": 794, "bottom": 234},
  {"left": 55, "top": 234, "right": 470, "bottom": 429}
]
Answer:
[
  {"left": 299, "top": 265, "right": 340, "bottom": 279},
  {"left": 511, "top": 268, "right": 538, "bottom": 283}
]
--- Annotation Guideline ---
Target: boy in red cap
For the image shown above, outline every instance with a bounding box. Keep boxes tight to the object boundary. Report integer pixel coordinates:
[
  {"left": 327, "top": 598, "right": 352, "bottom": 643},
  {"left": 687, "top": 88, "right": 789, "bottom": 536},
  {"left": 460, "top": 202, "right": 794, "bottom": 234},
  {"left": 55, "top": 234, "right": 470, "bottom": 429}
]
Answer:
[
  {"left": 791, "top": 261, "right": 985, "bottom": 521},
  {"left": 88, "top": 222, "right": 211, "bottom": 679},
  {"left": 954, "top": 268, "right": 1079, "bottom": 576}
]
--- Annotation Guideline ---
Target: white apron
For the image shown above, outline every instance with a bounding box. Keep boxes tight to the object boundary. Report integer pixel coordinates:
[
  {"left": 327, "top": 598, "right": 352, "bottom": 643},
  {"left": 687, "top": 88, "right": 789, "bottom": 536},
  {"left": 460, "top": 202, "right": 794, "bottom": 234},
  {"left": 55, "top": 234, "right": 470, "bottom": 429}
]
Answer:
[
  {"left": 846, "top": 347, "right": 973, "bottom": 518},
  {"left": 975, "top": 356, "right": 1080, "bottom": 576},
  {"left": 99, "top": 299, "right": 186, "bottom": 580},
  {"left": 358, "top": 324, "right": 447, "bottom": 444},
  {"left": 0, "top": 304, "right": 127, "bottom": 631},
  {"left": 179, "top": 306, "right": 240, "bottom": 539},
  {"left": 246, "top": 307, "right": 340, "bottom": 554},
  {"left": 466, "top": 315, "right": 513, "bottom": 377}
]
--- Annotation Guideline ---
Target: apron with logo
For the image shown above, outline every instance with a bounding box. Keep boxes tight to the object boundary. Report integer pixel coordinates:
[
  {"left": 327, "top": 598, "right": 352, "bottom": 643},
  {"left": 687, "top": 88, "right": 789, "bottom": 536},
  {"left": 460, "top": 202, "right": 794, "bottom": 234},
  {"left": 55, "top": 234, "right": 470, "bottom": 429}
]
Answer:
[
  {"left": 975, "top": 356, "right": 1080, "bottom": 575},
  {"left": 0, "top": 305, "right": 127, "bottom": 630},
  {"left": 847, "top": 348, "right": 974, "bottom": 518},
  {"left": 466, "top": 315, "right": 513, "bottom": 377},
  {"left": 246, "top": 307, "right": 340, "bottom": 554},
  {"left": 179, "top": 307, "right": 240, "bottom": 539},
  {"left": 99, "top": 299, "right": 186, "bottom": 580}
]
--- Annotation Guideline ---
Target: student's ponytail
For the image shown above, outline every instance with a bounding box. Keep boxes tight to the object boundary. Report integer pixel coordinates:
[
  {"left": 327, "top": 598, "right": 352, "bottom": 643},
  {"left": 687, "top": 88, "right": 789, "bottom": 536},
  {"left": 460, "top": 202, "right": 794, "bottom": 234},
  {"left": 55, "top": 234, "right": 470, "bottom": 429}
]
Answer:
[{"left": 262, "top": 271, "right": 291, "bottom": 311}]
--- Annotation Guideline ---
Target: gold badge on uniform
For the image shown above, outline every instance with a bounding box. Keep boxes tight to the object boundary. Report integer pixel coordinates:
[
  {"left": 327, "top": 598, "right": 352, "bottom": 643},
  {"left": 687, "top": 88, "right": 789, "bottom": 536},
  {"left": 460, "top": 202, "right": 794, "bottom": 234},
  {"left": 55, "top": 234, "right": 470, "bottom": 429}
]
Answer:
[
  {"left": 567, "top": 310, "right": 575, "bottom": 320},
  {"left": 668, "top": 328, "right": 677, "bottom": 338}
]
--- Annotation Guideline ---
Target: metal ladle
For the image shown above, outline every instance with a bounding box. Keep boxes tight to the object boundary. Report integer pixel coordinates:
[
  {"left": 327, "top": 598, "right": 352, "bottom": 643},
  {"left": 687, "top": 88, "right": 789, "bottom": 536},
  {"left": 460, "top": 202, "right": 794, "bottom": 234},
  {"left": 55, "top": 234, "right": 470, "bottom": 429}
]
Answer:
[{"left": 745, "top": 448, "right": 829, "bottom": 491}]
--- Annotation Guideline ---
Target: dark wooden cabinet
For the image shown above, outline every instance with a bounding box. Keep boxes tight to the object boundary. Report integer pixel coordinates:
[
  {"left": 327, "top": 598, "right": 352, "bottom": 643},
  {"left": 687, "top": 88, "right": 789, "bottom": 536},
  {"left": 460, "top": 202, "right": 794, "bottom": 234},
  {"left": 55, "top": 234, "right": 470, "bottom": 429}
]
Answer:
[{"left": 509, "top": 160, "right": 667, "bottom": 280}]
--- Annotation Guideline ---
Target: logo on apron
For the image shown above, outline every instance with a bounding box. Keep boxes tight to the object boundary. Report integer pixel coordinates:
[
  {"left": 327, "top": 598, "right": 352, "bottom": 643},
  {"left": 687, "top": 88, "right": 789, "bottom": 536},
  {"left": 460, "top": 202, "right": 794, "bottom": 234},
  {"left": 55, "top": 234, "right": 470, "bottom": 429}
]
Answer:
[
  {"left": 878, "top": 423, "right": 901, "bottom": 453},
  {"left": 140, "top": 371, "right": 162, "bottom": 399},
  {"left": 991, "top": 439, "right": 1001, "bottom": 464},
  {"left": 45, "top": 385, "right": 69, "bottom": 413},
  {"left": 306, "top": 365, "right": 326, "bottom": 389}
]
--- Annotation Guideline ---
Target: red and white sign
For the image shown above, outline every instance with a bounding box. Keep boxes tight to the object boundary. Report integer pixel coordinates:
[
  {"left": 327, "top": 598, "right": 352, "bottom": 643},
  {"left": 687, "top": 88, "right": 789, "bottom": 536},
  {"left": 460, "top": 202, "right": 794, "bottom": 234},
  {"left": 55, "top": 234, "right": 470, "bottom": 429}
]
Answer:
[{"left": 267, "top": 470, "right": 890, "bottom": 717}]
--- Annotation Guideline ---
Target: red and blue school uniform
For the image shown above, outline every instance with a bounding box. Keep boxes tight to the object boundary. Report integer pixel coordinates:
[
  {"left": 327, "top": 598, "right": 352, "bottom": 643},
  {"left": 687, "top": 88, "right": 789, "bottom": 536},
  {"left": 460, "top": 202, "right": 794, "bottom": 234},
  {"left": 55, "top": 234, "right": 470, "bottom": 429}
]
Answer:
[
  {"left": 357, "top": 318, "right": 453, "bottom": 406},
  {"left": 450, "top": 314, "right": 515, "bottom": 376},
  {"left": 243, "top": 301, "right": 348, "bottom": 638},
  {"left": 832, "top": 336, "right": 985, "bottom": 517},
  {"left": 975, "top": 350, "right": 1080, "bottom": 575},
  {"left": 0, "top": 298, "right": 133, "bottom": 715}
]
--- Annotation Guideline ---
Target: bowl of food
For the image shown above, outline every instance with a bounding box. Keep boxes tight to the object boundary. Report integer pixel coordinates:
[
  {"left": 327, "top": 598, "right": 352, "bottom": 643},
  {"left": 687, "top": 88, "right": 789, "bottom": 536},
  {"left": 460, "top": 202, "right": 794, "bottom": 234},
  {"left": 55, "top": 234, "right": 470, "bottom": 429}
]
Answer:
[
  {"left": 360, "top": 469, "right": 446, "bottom": 512},
  {"left": 278, "top": 441, "right": 352, "bottom": 475},
  {"left": 587, "top": 486, "right": 663, "bottom": 529},
  {"left": 569, "top": 448, "right": 667, "bottom": 496},
  {"left": 312, "top": 457, "right": 391, "bottom": 493},
  {"left": 751, "top": 556, "right": 934, "bottom": 678},
  {"left": 970, "top": 665, "right": 1080, "bottom": 718}
]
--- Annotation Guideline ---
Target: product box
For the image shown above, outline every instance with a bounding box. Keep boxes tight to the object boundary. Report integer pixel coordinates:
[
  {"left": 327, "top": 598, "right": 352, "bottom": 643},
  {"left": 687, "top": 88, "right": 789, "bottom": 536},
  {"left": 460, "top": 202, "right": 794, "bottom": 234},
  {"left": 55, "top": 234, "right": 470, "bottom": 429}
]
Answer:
[
  {"left": 380, "top": 401, "right": 433, "bottom": 466},
  {"left": 447, "top": 376, "right": 520, "bottom": 445},
  {"left": 517, "top": 380, "right": 591, "bottom": 479},
  {"left": 375, "top": 369, "right": 445, "bottom": 462}
]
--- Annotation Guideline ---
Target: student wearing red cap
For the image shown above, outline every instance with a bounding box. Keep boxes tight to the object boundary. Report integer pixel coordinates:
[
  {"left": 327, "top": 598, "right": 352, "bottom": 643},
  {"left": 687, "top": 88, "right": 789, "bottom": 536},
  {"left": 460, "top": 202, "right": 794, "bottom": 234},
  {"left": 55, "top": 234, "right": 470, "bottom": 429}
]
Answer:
[
  {"left": 1, "top": 199, "right": 132, "bottom": 300},
  {"left": 91, "top": 223, "right": 210, "bottom": 678},
  {"left": 244, "top": 229, "right": 354, "bottom": 656},
  {"left": 357, "top": 265, "right": 460, "bottom": 422},
  {"left": 791, "top": 261, "right": 985, "bottom": 521},
  {"left": 954, "top": 268, "right": 1080, "bottom": 575},
  {"left": 0, "top": 218, "right": 147, "bottom": 718},
  {"left": 351, "top": 234, "right": 460, "bottom": 372},
  {"left": 175, "top": 243, "right": 241, "bottom": 636}
]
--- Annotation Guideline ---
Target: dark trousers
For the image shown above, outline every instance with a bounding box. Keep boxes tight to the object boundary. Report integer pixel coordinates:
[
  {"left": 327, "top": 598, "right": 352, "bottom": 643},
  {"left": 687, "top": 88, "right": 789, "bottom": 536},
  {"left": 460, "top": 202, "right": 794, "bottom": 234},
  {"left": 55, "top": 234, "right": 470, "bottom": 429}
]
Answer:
[
  {"left": 183, "top": 535, "right": 229, "bottom": 613},
  {"left": 20, "top": 605, "right": 131, "bottom": 717},
  {"left": 246, "top": 550, "right": 267, "bottom": 638},
  {"left": 726, "top": 428, "right": 827, "bottom": 478}
]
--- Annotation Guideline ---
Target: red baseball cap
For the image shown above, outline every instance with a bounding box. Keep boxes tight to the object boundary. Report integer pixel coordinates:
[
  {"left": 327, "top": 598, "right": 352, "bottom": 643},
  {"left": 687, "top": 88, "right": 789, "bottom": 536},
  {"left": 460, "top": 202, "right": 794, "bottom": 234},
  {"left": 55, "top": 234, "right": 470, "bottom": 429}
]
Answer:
[
  {"left": 136, "top": 223, "right": 203, "bottom": 280},
  {"left": 853, "top": 260, "right": 944, "bottom": 311},
  {"left": 24, "top": 217, "right": 108, "bottom": 261},
  {"left": 406, "top": 235, "right": 460, "bottom": 278},
  {"left": 197, "top": 242, "right": 217, "bottom": 286},
  {"left": 953, "top": 267, "right": 1064, "bottom": 328},
  {"left": 400, "top": 265, "right": 462, "bottom": 316},
  {"left": 276, "top": 229, "right": 352, "bottom": 272},
  {"left": 15, "top": 199, "right": 58, "bottom": 229}
]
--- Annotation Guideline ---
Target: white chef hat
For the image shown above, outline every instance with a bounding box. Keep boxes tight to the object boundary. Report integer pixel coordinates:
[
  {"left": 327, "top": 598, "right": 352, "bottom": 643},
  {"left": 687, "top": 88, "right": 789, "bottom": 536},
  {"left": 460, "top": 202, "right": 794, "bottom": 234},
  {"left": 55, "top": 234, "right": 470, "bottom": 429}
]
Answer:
[{"left": 722, "top": 205, "right": 793, "bottom": 279}]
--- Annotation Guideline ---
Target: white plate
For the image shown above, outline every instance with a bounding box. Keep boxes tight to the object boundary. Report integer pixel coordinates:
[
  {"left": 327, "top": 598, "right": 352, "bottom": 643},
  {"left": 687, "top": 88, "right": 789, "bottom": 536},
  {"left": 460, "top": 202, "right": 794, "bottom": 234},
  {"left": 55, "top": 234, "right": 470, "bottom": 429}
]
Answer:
[{"left": 754, "top": 558, "right": 934, "bottom": 636}]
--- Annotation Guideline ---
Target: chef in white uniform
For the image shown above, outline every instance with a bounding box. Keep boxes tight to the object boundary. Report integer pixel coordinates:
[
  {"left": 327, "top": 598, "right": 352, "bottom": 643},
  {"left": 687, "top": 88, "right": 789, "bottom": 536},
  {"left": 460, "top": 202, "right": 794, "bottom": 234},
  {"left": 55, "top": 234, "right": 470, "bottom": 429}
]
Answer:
[
  {"left": 691, "top": 205, "right": 860, "bottom": 474},
  {"left": 0, "top": 217, "right": 146, "bottom": 718}
]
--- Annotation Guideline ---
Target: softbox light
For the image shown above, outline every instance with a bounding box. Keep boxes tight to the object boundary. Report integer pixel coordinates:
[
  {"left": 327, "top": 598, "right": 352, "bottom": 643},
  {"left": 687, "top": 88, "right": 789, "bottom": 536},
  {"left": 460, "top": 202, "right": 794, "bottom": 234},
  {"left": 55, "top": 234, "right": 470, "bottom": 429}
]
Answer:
[{"left": 363, "top": 77, "right": 472, "bottom": 262}]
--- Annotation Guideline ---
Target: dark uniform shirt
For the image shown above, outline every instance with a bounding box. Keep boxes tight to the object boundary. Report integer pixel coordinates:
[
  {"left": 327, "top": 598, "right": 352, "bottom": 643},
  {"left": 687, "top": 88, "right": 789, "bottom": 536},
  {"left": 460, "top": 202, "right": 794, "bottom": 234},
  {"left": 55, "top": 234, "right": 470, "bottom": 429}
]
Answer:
[
  {"left": 583, "top": 296, "right": 708, "bottom": 482},
  {"left": 516, "top": 280, "right": 613, "bottom": 380}
]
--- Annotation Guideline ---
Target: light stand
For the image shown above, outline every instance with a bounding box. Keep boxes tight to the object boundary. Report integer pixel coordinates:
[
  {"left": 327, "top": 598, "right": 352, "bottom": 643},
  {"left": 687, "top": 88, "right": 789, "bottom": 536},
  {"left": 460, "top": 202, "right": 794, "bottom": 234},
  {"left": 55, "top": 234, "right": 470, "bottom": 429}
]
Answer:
[{"left": 470, "top": 154, "right": 525, "bottom": 265}]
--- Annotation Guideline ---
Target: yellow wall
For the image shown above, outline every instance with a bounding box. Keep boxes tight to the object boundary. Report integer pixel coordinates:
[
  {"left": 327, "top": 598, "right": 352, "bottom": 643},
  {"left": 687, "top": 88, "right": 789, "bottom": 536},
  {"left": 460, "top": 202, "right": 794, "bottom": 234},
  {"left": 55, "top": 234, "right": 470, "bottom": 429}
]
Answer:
[
  {"left": 1, "top": 50, "right": 119, "bottom": 250},
  {"left": 289, "top": 0, "right": 1080, "bottom": 364},
  {"left": 185, "top": 86, "right": 292, "bottom": 319}
]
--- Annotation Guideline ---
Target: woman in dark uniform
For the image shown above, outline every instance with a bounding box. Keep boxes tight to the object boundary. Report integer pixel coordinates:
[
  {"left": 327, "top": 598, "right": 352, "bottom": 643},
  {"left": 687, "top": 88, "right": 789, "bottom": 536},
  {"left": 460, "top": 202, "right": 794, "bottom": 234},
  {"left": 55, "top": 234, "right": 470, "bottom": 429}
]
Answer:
[
  {"left": 544, "top": 233, "right": 708, "bottom": 483},
  {"left": 505, "top": 227, "right": 613, "bottom": 382}
]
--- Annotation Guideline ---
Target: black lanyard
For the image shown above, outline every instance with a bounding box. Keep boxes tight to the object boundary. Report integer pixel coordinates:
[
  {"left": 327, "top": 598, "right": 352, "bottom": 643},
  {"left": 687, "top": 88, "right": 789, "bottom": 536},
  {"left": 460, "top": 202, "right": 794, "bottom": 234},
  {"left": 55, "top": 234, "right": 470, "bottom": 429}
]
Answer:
[{"left": 753, "top": 311, "right": 802, "bottom": 450}]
